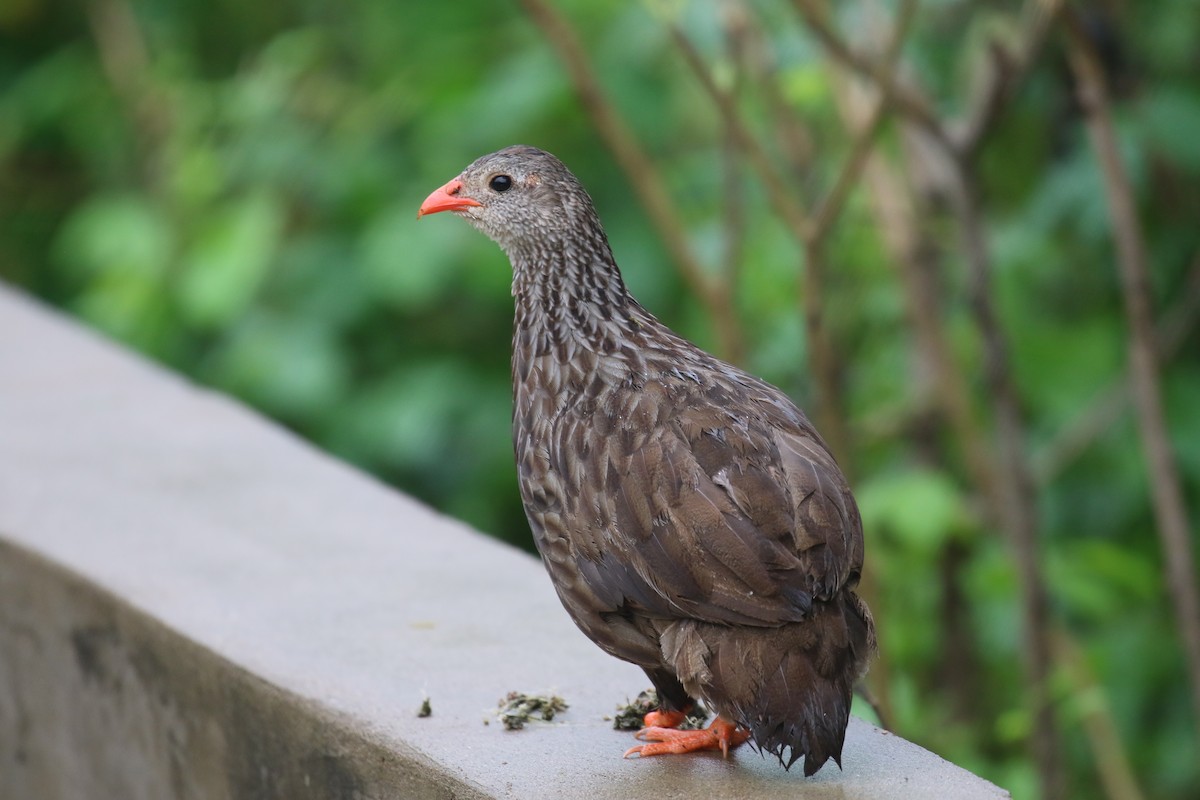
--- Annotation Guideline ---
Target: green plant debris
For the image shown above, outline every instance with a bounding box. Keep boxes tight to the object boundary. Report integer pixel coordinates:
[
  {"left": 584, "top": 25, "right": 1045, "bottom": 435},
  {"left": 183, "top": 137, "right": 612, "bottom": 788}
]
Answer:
[
  {"left": 496, "top": 691, "right": 569, "bottom": 730},
  {"left": 612, "top": 688, "right": 709, "bottom": 731},
  {"left": 417, "top": 696, "right": 432, "bottom": 718}
]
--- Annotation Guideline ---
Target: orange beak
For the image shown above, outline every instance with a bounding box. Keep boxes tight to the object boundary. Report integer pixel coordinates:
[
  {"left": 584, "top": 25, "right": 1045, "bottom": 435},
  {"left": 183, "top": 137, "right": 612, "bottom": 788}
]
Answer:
[{"left": 417, "top": 179, "right": 482, "bottom": 218}]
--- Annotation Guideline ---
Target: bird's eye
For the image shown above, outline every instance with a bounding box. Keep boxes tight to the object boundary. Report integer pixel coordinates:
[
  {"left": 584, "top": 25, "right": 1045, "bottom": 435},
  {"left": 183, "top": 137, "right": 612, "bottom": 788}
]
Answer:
[{"left": 489, "top": 174, "right": 513, "bottom": 193}]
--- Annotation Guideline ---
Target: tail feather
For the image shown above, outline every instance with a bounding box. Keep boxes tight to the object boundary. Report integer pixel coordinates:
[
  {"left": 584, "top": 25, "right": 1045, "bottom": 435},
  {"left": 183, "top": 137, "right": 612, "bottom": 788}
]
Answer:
[
  {"left": 662, "top": 590, "right": 874, "bottom": 775},
  {"left": 747, "top": 647, "right": 853, "bottom": 774}
]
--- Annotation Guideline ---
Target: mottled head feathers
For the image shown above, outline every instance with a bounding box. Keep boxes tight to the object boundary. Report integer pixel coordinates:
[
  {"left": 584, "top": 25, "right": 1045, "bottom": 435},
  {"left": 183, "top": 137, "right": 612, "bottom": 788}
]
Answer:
[{"left": 433, "top": 145, "right": 610, "bottom": 262}]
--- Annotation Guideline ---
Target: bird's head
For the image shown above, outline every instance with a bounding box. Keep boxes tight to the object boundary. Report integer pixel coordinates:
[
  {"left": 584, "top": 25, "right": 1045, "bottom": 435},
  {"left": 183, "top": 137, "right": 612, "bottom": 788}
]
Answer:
[{"left": 418, "top": 145, "right": 600, "bottom": 256}]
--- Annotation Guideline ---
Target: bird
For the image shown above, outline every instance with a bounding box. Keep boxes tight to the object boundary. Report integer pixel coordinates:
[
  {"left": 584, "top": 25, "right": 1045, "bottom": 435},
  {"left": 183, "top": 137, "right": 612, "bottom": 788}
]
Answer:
[{"left": 418, "top": 145, "right": 875, "bottom": 775}]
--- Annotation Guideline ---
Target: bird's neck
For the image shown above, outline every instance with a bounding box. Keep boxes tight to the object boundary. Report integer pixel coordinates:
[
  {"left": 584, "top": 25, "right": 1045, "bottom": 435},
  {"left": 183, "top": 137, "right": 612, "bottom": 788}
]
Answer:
[{"left": 508, "top": 231, "right": 643, "bottom": 364}]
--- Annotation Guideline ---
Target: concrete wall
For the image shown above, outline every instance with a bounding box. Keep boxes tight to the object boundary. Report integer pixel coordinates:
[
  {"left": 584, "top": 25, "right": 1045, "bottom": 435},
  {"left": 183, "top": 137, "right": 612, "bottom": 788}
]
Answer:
[{"left": 0, "top": 286, "right": 1010, "bottom": 799}]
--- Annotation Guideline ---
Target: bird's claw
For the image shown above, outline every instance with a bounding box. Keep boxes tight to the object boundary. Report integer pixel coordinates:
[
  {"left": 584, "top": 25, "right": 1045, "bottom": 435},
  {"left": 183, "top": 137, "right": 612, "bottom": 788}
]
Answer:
[
  {"left": 625, "top": 717, "right": 750, "bottom": 759},
  {"left": 633, "top": 725, "right": 684, "bottom": 743}
]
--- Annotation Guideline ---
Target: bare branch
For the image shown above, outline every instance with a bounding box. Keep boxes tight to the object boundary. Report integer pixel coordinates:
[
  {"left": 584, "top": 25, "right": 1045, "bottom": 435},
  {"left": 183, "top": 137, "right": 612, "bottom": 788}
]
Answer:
[
  {"left": 948, "top": 164, "right": 1063, "bottom": 798},
  {"left": 795, "top": 0, "right": 1063, "bottom": 165},
  {"left": 1066, "top": 12, "right": 1200, "bottom": 728},
  {"left": 1053, "top": 630, "right": 1148, "bottom": 800},
  {"left": 517, "top": 0, "right": 745, "bottom": 362},
  {"left": 84, "top": 0, "right": 172, "bottom": 192},
  {"left": 788, "top": 0, "right": 953, "bottom": 152},
  {"left": 810, "top": 97, "right": 887, "bottom": 247},
  {"left": 952, "top": 0, "right": 1067, "bottom": 158},
  {"left": 1033, "top": 251, "right": 1200, "bottom": 482},
  {"left": 669, "top": 0, "right": 919, "bottom": 470},
  {"left": 667, "top": 19, "right": 851, "bottom": 461},
  {"left": 806, "top": 2, "right": 1064, "bottom": 789},
  {"left": 810, "top": 0, "right": 918, "bottom": 247},
  {"left": 718, "top": 0, "right": 750, "bottom": 286},
  {"left": 667, "top": 22, "right": 846, "bottom": 464},
  {"left": 741, "top": 12, "right": 817, "bottom": 180},
  {"left": 666, "top": 24, "right": 815, "bottom": 243},
  {"left": 800, "top": 0, "right": 917, "bottom": 466},
  {"left": 834, "top": 81, "right": 1006, "bottom": 523}
]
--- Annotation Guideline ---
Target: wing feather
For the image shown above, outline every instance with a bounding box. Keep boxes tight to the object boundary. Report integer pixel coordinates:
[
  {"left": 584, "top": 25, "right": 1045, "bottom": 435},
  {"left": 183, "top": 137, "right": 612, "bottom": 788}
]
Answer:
[{"left": 566, "top": 377, "right": 863, "bottom": 627}]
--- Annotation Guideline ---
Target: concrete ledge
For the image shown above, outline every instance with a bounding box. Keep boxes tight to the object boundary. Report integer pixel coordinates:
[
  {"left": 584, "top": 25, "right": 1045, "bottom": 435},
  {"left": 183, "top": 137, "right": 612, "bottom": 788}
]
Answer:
[{"left": 0, "top": 286, "right": 1010, "bottom": 799}]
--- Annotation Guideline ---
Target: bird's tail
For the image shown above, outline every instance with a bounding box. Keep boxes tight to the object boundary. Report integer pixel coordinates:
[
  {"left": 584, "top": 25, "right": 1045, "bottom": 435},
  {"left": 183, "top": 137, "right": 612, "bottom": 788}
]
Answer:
[
  {"left": 665, "top": 590, "right": 875, "bottom": 775},
  {"left": 751, "top": 591, "right": 874, "bottom": 774}
]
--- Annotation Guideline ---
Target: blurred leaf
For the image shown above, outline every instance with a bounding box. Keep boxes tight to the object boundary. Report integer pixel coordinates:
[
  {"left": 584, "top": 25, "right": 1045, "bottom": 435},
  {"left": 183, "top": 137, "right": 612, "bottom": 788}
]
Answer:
[
  {"left": 857, "top": 468, "right": 972, "bottom": 553},
  {"left": 1139, "top": 85, "right": 1200, "bottom": 174},
  {"left": 1046, "top": 539, "right": 1159, "bottom": 622},
  {"left": 781, "top": 63, "right": 831, "bottom": 112},
  {"left": 327, "top": 360, "right": 477, "bottom": 469},
  {"left": 994, "top": 706, "right": 1030, "bottom": 745},
  {"left": 54, "top": 193, "right": 172, "bottom": 281},
  {"left": 178, "top": 191, "right": 283, "bottom": 328},
  {"left": 206, "top": 311, "right": 348, "bottom": 421},
  {"left": 360, "top": 201, "right": 467, "bottom": 310},
  {"left": 52, "top": 194, "right": 173, "bottom": 343},
  {"left": 1166, "top": 367, "right": 1200, "bottom": 481}
]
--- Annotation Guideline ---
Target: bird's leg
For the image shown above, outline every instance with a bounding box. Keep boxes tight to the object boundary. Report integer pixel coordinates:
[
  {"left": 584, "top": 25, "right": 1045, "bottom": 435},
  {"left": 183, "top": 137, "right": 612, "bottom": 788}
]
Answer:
[{"left": 624, "top": 715, "right": 751, "bottom": 759}]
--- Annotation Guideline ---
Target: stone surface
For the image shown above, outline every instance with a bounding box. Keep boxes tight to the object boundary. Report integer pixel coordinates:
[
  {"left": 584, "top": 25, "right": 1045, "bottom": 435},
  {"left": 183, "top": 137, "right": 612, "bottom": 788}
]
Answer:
[{"left": 0, "top": 287, "right": 1010, "bottom": 799}]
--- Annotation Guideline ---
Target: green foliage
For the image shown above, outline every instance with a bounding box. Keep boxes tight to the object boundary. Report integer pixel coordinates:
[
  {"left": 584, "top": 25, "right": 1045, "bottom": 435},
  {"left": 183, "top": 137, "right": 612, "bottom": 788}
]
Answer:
[{"left": 2, "top": 1, "right": 1197, "bottom": 797}]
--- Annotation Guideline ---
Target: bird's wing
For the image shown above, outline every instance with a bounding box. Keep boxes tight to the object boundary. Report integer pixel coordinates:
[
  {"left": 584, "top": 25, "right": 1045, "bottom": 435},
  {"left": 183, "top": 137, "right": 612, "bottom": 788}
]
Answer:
[{"left": 566, "top": 377, "right": 863, "bottom": 627}]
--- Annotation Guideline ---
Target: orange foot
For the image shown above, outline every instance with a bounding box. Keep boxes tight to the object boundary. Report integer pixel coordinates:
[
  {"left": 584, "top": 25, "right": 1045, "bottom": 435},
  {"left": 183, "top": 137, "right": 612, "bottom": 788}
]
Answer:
[
  {"left": 643, "top": 708, "right": 688, "bottom": 728},
  {"left": 624, "top": 715, "right": 751, "bottom": 759}
]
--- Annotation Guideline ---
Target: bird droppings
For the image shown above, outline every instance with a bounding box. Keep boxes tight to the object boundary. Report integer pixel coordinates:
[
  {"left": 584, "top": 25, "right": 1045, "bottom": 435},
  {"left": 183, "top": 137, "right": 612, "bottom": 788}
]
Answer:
[
  {"left": 417, "top": 697, "right": 432, "bottom": 718},
  {"left": 612, "top": 689, "right": 709, "bottom": 731},
  {"left": 495, "top": 691, "right": 569, "bottom": 730}
]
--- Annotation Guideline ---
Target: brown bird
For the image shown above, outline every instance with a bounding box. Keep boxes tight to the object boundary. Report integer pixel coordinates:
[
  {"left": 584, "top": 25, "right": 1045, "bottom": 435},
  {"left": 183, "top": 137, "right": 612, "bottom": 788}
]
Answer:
[{"left": 418, "top": 146, "right": 875, "bottom": 775}]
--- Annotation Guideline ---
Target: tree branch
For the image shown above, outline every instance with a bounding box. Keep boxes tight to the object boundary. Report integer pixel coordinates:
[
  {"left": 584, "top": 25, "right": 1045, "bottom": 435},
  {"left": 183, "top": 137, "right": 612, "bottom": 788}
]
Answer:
[
  {"left": 718, "top": 0, "right": 750, "bottom": 287},
  {"left": 1053, "top": 630, "right": 1148, "bottom": 800},
  {"left": 739, "top": 10, "right": 817, "bottom": 182},
  {"left": 949, "top": 163, "right": 1063, "bottom": 799},
  {"left": 788, "top": 0, "right": 953, "bottom": 152},
  {"left": 667, "top": 20, "right": 851, "bottom": 464},
  {"left": 952, "top": 0, "right": 1067, "bottom": 158},
  {"left": 810, "top": 0, "right": 918, "bottom": 247},
  {"left": 666, "top": 23, "right": 815, "bottom": 243},
  {"left": 1033, "top": 250, "right": 1200, "bottom": 482},
  {"left": 669, "top": 0, "right": 918, "bottom": 471},
  {"left": 517, "top": 0, "right": 745, "bottom": 362},
  {"left": 833, "top": 78, "right": 1006, "bottom": 524},
  {"left": 84, "top": 0, "right": 171, "bottom": 192},
  {"left": 1066, "top": 11, "right": 1200, "bottom": 729},
  {"left": 801, "top": 3, "right": 1064, "bottom": 791}
]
